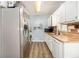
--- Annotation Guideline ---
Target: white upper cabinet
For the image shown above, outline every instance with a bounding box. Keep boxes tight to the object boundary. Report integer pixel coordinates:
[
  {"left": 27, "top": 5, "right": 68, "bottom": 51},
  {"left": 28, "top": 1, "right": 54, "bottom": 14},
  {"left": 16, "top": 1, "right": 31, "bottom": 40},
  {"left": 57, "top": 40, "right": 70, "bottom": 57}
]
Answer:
[
  {"left": 49, "top": 1, "right": 78, "bottom": 26},
  {"left": 51, "top": 9, "right": 60, "bottom": 26},
  {"left": 51, "top": 2, "right": 66, "bottom": 26},
  {"left": 57, "top": 3, "right": 66, "bottom": 23},
  {"left": 65, "top": 1, "right": 77, "bottom": 21},
  {"left": 52, "top": 14, "right": 58, "bottom": 26}
]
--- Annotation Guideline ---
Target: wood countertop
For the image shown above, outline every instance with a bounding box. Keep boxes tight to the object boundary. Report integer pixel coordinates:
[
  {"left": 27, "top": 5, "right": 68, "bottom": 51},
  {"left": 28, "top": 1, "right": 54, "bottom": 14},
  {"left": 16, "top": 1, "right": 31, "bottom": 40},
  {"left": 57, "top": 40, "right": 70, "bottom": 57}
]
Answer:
[{"left": 46, "top": 32, "right": 79, "bottom": 43}]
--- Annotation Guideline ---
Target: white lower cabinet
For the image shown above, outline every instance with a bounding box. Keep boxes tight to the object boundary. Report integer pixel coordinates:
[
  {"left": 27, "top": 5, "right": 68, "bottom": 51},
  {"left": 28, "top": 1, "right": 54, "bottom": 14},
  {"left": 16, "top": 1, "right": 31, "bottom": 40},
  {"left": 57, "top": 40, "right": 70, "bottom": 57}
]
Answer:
[
  {"left": 64, "top": 43, "right": 79, "bottom": 58},
  {"left": 45, "top": 33, "right": 63, "bottom": 57},
  {"left": 45, "top": 33, "right": 79, "bottom": 58},
  {"left": 44, "top": 34, "right": 53, "bottom": 53}
]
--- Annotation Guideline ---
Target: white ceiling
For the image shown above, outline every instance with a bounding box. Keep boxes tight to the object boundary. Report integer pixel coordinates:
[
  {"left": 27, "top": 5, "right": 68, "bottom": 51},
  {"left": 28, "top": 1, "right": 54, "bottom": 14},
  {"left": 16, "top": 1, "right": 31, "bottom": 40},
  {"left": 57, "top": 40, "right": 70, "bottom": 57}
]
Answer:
[{"left": 21, "top": 1, "right": 64, "bottom": 16}]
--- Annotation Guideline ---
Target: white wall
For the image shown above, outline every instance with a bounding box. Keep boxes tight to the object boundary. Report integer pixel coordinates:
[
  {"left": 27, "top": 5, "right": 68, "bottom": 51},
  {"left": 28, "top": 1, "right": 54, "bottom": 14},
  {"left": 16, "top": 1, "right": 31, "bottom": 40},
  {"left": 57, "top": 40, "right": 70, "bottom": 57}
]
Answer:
[
  {"left": 20, "top": 7, "right": 29, "bottom": 57},
  {"left": 28, "top": 15, "right": 49, "bottom": 42}
]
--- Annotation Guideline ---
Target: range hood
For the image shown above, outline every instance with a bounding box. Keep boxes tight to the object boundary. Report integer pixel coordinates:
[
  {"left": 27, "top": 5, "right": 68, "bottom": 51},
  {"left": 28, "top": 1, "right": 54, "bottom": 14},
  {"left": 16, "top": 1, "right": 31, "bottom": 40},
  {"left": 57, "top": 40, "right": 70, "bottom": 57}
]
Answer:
[{"left": 61, "top": 20, "right": 79, "bottom": 25}]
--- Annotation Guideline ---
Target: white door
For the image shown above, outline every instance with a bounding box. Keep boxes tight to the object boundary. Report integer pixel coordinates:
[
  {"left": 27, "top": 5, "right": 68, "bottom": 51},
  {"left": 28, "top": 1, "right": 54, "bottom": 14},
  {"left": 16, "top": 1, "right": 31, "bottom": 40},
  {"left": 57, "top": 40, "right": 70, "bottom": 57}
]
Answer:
[{"left": 32, "top": 21, "right": 44, "bottom": 42}]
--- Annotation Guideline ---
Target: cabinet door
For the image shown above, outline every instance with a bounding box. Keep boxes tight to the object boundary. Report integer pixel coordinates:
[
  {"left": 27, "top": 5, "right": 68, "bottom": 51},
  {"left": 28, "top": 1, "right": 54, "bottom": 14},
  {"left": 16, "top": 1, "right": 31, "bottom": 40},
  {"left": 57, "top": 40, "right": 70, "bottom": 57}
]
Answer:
[
  {"left": 52, "top": 3, "right": 66, "bottom": 25},
  {"left": 52, "top": 37, "right": 56, "bottom": 57},
  {"left": 54, "top": 39, "right": 63, "bottom": 58},
  {"left": 58, "top": 3, "right": 66, "bottom": 23},
  {"left": 65, "top": 1, "right": 77, "bottom": 21},
  {"left": 45, "top": 34, "right": 49, "bottom": 46},
  {"left": 64, "top": 43, "right": 79, "bottom": 58},
  {"left": 52, "top": 10, "right": 60, "bottom": 26},
  {"left": 45, "top": 34, "right": 53, "bottom": 55},
  {"left": 61, "top": 25, "right": 68, "bottom": 32},
  {"left": 46, "top": 35, "right": 52, "bottom": 51},
  {"left": 44, "top": 34, "right": 47, "bottom": 42},
  {"left": 77, "top": 1, "right": 79, "bottom": 20},
  {"left": 48, "top": 36, "right": 53, "bottom": 53}
]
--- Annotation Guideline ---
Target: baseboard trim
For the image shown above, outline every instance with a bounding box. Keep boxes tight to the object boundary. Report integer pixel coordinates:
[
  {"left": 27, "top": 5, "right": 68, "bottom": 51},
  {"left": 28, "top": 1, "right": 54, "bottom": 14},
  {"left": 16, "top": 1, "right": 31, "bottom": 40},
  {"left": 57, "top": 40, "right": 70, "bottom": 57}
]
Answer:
[{"left": 31, "top": 40, "right": 45, "bottom": 42}]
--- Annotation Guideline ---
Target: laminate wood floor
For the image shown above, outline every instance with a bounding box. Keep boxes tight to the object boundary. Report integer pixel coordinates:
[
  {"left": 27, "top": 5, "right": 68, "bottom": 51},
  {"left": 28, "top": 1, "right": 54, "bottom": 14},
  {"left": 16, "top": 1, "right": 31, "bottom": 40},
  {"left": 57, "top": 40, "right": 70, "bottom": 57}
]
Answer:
[{"left": 24, "top": 42, "right": 53, "bottom": 58}]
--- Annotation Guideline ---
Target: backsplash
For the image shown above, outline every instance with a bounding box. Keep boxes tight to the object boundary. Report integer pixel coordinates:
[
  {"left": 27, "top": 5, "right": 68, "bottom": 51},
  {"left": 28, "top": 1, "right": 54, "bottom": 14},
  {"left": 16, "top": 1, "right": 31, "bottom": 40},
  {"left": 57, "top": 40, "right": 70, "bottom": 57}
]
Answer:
[{"left": 68, "top": 25, "right": 79, "bottom": 33}]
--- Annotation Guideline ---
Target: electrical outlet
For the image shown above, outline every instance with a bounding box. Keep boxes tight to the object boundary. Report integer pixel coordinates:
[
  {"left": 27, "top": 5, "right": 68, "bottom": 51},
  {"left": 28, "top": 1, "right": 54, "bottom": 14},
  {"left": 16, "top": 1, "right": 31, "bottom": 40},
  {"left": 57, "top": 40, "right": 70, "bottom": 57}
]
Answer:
[{"left": 75, "top": 16, "right": 77, "bottom": 19}]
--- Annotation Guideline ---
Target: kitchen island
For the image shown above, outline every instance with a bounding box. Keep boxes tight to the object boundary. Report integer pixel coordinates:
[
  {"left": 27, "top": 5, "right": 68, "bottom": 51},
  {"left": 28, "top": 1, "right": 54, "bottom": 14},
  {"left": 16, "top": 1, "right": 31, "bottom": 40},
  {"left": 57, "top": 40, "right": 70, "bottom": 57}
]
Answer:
[{"left": 45, "top": 32, "right": 79, "bottom": 58}]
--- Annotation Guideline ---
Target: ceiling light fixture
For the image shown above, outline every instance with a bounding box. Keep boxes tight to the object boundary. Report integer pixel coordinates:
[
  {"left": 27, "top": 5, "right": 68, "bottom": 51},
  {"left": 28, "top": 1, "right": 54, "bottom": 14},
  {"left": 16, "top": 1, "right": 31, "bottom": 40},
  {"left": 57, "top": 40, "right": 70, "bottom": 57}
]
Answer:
[{"left": 35, "top": 0, "right": 41, "bottom": 13}]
